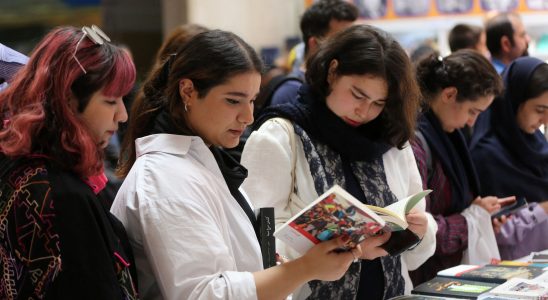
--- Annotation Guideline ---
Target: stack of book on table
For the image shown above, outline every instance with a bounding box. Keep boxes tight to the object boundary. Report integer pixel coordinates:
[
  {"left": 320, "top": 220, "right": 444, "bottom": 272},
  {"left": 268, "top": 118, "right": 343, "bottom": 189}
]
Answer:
[{"left": 411, "top": 262, "right": 548, "bottom": 299}]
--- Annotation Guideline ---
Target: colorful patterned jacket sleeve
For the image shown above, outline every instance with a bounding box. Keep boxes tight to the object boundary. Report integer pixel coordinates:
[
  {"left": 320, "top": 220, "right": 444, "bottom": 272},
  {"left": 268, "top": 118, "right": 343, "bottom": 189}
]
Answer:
[{"left": 0, "top": 163, "right": 62, "bottom": 300}]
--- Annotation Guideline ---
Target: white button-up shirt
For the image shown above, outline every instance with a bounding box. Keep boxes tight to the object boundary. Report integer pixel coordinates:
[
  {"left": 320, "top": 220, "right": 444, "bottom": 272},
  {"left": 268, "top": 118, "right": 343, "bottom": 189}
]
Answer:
[{"left": 111, "top": 134, "right": 262, "bottom": 300}]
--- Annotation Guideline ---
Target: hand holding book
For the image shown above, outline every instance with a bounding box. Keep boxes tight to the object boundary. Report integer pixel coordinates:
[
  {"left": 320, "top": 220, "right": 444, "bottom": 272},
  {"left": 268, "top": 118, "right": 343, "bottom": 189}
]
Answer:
[{"left": 274, "top": 185, "right": 431, "bottom": 257}]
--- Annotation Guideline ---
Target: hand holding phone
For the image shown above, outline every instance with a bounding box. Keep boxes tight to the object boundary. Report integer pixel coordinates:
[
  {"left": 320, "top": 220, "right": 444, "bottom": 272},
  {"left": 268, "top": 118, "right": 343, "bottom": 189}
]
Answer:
[{"left": 491, "top": 196, "right": 528, "bottom": 220}]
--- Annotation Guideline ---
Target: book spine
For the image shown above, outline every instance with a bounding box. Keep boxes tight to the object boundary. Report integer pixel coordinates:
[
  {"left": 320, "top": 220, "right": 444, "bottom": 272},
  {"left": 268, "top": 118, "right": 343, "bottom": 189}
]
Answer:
[
  {"left": 259, "top": 207, "right": 276, "bottom": 269},
  {"left": 438, "top": 274, "right": 507, "bottom": 284}
]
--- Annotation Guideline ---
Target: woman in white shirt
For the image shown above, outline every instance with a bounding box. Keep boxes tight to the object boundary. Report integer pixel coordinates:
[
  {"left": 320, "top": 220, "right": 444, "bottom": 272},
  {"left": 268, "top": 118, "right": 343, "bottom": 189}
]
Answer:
[
  {"left": 241, "top": 25, "right": 437, "bottom": 299},
  {"left": 111, "top": 29, "right": 359, "bottom": 300}
]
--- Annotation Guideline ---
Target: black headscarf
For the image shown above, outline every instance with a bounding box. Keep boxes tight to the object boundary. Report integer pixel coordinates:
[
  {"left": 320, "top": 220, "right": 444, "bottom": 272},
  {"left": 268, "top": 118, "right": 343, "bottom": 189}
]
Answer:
[
  {"left": 417, "top": 110, "right": 479, "bottom": 212},
  {"left": 470, "top": 57, "right": 548, "bottom": 202},
  {"left": 255, "top": 84, "right": 392, "bottom": 162}
]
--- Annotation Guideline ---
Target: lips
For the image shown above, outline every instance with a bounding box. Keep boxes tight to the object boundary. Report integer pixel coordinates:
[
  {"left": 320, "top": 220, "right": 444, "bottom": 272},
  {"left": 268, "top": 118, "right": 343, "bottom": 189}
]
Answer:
[
  {"left": 229, "top": 129, "right": 243, "bottom": 135},
  {"left": 343, "top": 117, "right": 361, "bottom": 127}
]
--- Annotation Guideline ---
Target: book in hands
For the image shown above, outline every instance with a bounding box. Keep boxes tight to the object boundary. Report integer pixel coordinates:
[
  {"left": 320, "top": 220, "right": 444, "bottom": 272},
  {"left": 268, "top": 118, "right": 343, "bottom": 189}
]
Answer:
[{"left": 273, "top": 185, "right": 431, "bottom": 256}]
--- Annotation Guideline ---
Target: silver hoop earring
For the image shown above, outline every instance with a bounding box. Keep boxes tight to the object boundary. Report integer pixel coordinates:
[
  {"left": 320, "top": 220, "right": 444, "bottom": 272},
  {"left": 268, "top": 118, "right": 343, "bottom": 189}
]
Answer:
[{"left": 184, "top": 102, "right": 188, "bottom": 112}]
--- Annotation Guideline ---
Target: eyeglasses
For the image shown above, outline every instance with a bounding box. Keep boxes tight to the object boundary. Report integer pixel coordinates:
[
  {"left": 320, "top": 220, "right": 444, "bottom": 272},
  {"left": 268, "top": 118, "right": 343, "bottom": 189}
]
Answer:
[{"left": 72, "top": 25, "right": 111, "bottom": 74}]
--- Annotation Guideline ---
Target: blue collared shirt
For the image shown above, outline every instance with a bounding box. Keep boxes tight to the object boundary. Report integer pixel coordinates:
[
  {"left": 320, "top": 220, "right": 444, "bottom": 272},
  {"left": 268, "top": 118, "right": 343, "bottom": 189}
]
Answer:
[{"left": 491, "top": 58, "right": 506, "bottom": 74}]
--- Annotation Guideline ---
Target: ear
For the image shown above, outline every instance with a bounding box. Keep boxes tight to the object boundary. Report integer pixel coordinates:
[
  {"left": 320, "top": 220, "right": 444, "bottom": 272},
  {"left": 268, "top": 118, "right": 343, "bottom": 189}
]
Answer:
[
  {"left": 441, "top": 87, "right": 458, "bottom": 103},
  {"left": 179, "top": 78, "right": 196, "bottom": 106},
  {"left": 501, "top": 36, "right": 512, "bottom": 53},
  {"left": 327, "top": 59, "right": 339, "bottom": 85},
  {"left": 308, "top": 36, "right": 319, "bottom": 54}
]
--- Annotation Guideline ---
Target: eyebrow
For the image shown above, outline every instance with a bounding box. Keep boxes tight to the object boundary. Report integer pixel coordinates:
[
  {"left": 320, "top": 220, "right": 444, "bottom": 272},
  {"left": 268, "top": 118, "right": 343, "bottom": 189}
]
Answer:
[
  {"left": 352, "top": 85, "right": 387, "bottom": 102},
  {"left": 225, "top": 91, "right": 249, "bottom": 98},
  {"left": 537, "top": 104, "right": 548, "bottom": 109},
  {"left": 471, "top": 107, "right": 485, "bottom": 113}
]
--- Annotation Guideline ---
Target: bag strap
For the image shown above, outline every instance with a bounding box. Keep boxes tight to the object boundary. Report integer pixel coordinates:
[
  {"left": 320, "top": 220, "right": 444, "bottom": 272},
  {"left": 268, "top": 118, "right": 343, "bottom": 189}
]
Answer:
[
  {"left": 415, "top": 131, "right": 433, "bottom": 182},
  {"left": 271, "top": 118, "right": 297, "bottom": 193}
]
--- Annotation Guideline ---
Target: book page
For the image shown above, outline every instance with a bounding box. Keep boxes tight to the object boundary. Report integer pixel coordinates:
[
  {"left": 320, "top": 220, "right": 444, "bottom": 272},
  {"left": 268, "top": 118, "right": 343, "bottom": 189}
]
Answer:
[{"left": 367, "top": 189, "right": 432, "bottom": 231}]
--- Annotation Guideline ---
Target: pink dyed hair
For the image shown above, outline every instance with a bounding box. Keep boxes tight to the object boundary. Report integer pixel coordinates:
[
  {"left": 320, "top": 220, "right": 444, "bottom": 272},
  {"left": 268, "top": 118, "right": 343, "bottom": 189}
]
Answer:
[{"left": 0, "top": 26, "right": 136, "bottom": 177}]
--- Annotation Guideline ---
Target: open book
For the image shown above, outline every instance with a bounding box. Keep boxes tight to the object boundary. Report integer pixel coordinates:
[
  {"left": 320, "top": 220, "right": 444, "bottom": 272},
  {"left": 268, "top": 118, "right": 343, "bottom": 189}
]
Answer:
[{"left": 274, "top": 185, "right": 431, "bottom": 256}]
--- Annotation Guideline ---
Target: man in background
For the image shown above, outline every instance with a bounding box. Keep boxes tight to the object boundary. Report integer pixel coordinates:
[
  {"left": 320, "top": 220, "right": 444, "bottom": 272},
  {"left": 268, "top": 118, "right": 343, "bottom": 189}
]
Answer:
[
  {"left": 448, "top": 23, "right": 490, "bottom": 58},
  {"left": 271, "top": 0, "right": 358, "bottom": 106},
  {"left": 485, "top": 12, "right": 530, "bottom": 74}
]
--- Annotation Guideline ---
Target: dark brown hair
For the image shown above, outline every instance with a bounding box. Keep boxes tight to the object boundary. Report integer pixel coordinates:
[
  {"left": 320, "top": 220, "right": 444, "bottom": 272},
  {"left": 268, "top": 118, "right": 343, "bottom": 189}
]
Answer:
[
  {"left": 306, "top": 24, "right": 420, "bottom": 149},
  {"left": 118, "top": 29, "right": 263, "bottom": 177},
  {"left": 416, "top": 49, "right": 503, "bottom": 103}
]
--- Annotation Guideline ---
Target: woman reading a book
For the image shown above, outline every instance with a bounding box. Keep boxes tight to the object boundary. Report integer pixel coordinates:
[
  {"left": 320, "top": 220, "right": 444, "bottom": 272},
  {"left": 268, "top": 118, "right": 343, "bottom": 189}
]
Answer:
[
  {"left": 410, "top": 50, "right": 504, "bottom": 285},
  {"left": 470, "top": 57, "right": 548, "bottom": 260},
  {"left": 241, "top": 24, "right": 437, "bottom": 299},
  {"left": 112, "top": 29, "right": 359, "bottom": 300},
  {"left": 0, "top": 26, "right": 139, "bottom": 298}
]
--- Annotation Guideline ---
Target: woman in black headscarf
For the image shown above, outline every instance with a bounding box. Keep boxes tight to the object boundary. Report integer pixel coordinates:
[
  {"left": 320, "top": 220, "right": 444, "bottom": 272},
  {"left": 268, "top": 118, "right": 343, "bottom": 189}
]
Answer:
[{"left": 470, "top": 56, "right": 548, "bottom": 260}]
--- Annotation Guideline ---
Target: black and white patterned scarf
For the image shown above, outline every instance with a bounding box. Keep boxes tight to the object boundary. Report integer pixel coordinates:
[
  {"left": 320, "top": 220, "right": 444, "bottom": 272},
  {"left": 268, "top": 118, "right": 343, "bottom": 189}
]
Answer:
[
  {"left": 255, "top": 85, "right": 405, "bottom": 299},
  {"left": 295, "top": 125, "right": 404, "bottom": 300}
]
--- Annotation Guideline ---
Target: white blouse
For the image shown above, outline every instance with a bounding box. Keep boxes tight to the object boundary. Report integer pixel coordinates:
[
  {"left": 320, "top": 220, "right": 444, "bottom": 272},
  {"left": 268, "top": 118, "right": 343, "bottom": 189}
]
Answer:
[
  {"left": 241, "top": 119, "right": 437, "bottom": 296},
  {"left": 111, "top": 134, "right": 262, "bottom": 300}
]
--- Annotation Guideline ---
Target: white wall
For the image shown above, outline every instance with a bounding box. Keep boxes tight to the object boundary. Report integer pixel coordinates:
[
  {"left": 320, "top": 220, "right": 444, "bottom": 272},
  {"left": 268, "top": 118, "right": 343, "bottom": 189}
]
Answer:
[{"left": 186, "top": 0, "right": 304, "bottom": 51}]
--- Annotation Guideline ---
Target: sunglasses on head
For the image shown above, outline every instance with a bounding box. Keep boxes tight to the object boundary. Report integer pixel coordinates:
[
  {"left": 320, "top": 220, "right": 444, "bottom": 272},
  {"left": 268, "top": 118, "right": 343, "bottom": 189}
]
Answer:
[{"left": 72, "top": 25, "right": 111, "bottom": 74}]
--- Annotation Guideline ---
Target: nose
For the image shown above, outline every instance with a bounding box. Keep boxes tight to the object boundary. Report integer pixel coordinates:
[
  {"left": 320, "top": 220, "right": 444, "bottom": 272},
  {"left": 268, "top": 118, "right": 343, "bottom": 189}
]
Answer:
[
  {"left": 540, "top": 111, "right": 548, "bottom": 124},
  {"left": 356, "top": 100, "right": 372, "bottom": 121},
  {"left": 238, "top": 101, "right": 254, "bottom": 126},
  {"left": 116, "top": 98, "right": 128, "bottom": 123},
  {"left": 466, "top": 114, "right": 479, "bottom": 128}
]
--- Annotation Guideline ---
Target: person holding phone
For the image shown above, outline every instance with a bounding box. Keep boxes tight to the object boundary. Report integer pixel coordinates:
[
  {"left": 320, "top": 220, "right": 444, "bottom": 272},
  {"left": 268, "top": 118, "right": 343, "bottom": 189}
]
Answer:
[
  {"left": 410, "top": 49, "right": 506, "bottom": 285},
  {"left": 470, "top": 57, "right": 548, "bottom": 260}
]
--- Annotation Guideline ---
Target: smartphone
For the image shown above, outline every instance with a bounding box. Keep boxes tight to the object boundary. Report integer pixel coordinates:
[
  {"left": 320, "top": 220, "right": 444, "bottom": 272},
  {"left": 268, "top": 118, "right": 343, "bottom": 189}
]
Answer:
[{"left": 491, "top": 196, "right": 528, "bottom": 220}]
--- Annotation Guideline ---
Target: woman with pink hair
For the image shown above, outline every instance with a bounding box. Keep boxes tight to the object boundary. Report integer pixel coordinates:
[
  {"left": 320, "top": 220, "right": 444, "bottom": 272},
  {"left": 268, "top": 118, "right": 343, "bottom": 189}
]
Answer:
[{"left": 0, "top": 25, "right": 138, "bottom": 299}]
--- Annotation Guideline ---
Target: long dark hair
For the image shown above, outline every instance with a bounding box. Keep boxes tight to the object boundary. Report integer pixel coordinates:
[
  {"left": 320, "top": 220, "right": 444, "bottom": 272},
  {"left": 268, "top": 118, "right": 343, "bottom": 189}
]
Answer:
[
  {"left": 306, "top": 24, "right": 420, "bottom": 149},
  {"left": 118, "top": 29, "right": 263, "bottom": 177}
]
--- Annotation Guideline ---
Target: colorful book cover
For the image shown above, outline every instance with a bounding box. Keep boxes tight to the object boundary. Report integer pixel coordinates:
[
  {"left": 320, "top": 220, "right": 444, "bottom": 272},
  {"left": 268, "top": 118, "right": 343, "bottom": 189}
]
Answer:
[
  {"left": 274, "top": 185, "right": 385, "bottom": 255},
  {"left": 483, "top": 277, "right": 548, "bottom": 299},
  {"left": 439, "top": 264, "right": 546, "bottom": 284},
  {"left": 274, "top": 185, "right": 430, "bottom": 255},
  {"left": 412, "top": 276, "right": 498, "bottom": 299}
]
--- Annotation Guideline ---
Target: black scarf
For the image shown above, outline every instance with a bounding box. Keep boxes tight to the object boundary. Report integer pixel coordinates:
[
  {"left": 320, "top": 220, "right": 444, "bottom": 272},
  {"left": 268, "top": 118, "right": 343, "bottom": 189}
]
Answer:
[
  {"left": 417, "top": 110, "right": 479, "bottom": 212},
  {"left": 470, "top": 57, "right": 548, "bottom": 202},
  {"left": 256, "top": 85, "right": 392, "bottom": 162}
]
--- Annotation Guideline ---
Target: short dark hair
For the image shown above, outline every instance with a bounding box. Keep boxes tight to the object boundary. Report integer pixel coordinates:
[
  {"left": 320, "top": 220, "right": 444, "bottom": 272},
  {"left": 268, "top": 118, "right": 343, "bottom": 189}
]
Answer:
[
  {"left": 118, "top": 30, "right": 263, "bottom": 176},
  {"left": 486, "top": 13, "right": 516, "bottom": 57},
  {"left": 300, "top": 0, "right": 358, "bottom": 55},
  {"left": 416, "top": 49, "right": 503, "bottom": 103},
  {"left": 448, "top": 23, "right": 483, "bottom": 52},
  {"left": 306, "top": 24, "right": 420, "bottom": 149}
]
